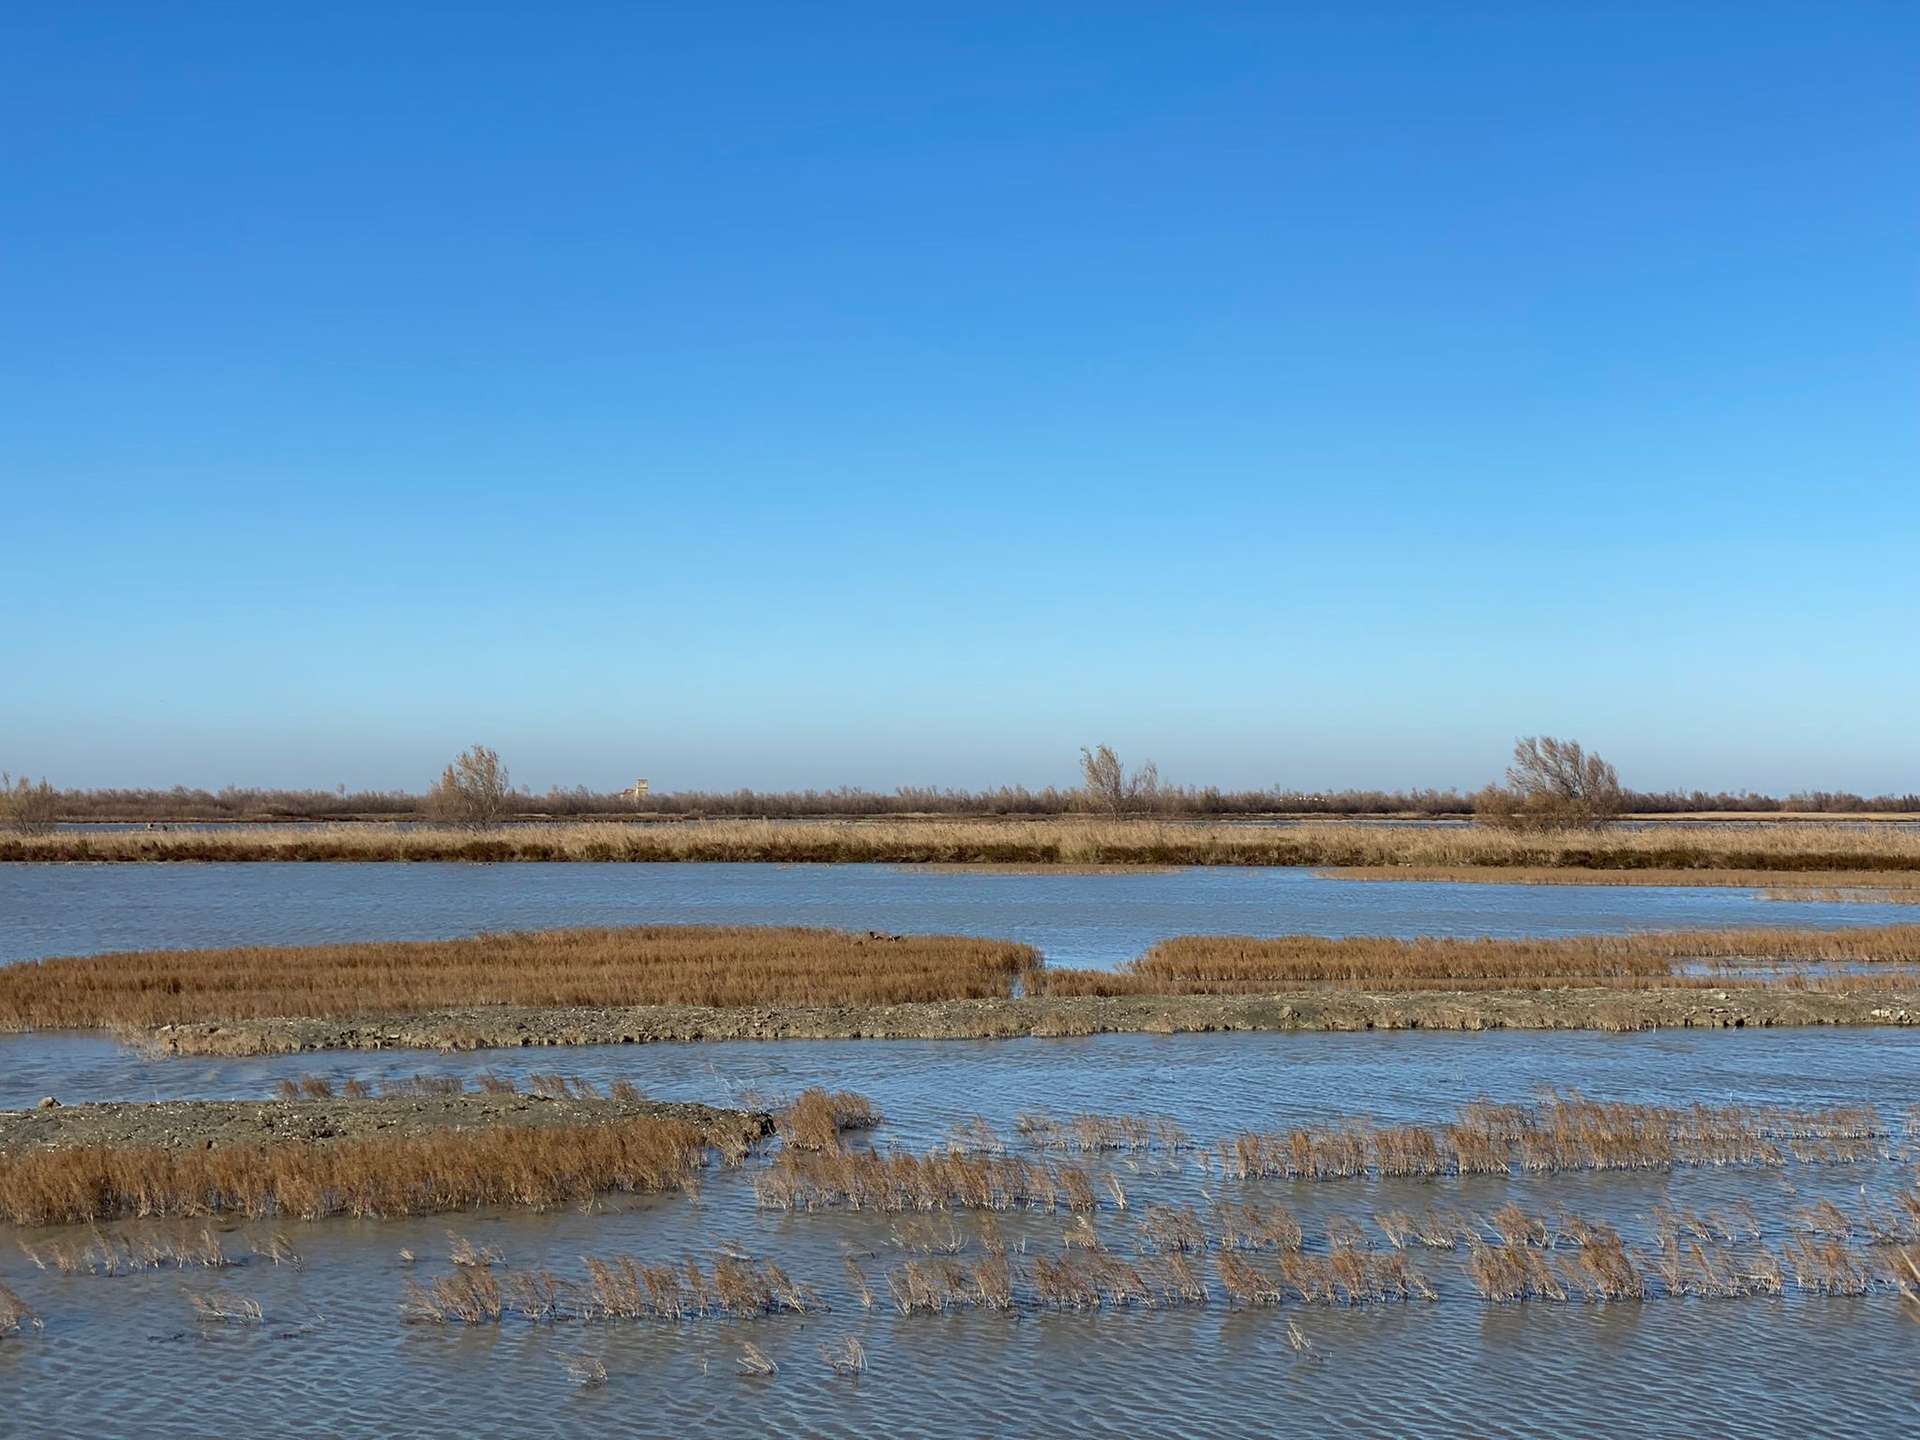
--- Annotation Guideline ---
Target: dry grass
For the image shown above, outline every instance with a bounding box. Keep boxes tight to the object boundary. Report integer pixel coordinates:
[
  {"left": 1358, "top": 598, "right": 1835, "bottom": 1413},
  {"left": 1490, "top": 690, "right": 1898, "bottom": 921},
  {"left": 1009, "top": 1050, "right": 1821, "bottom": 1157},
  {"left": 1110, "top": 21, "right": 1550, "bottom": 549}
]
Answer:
[
  {"left": 19, "top": 1223, "right": 236, "bottom": 1273},
  {"left": 11, "top": 816, "right": 1920, "bottom": 870},
  {"left": 0, "top": 1281, "right": 41, "bottom": 1337},
  {"left": 187, "top": 1288, "right": 263, "bottom": 1324},
  {"left": 776, "top": 1089, "right": 882, "bottom": 1152},
  {"left": 1012, "top": 1111, "right": 1191, "bottom": 1153},
  {"left": 1215, "top": 1248, "right": 1431, "bottom": 1307},
  {"left": 754, "top": 1148, "right": 1097, "bottom": 1215},
  {"left": 0, "top": 926, "right": 1040, "bottom": 1029},
  {"left": 1213, "top": 1095, "right": 1879, "bottom": 1183},
  {"left": 1468, "top": 1241, "right": 1567, "bottom": 1302},
  {"left": 737, "top": 1343, "right": 779, "bottom": 1377},
  {"left": 403, "top": 1249, "right": 825, "bottom": 1326},
  {"left": 1213, "top": 1201, "right": 1304, "bottom": 1252},
  {"left": 819, "top": 1335, "right": 867, "bottom": 1375},
  {"left": 1040, "top": 926, "right": 1920, "bottom": 996},
  {"left": 0, "top": 1115, "right": 708, "bottom": 1225}
]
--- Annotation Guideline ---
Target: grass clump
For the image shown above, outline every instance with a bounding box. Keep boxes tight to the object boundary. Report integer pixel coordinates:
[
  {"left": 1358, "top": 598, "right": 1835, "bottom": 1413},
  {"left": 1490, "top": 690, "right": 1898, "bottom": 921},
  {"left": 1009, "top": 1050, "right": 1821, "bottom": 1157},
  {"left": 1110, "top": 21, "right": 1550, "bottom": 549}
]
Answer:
[{"left": 776, "top": 1089, "right": 881, "bottom": 1152}]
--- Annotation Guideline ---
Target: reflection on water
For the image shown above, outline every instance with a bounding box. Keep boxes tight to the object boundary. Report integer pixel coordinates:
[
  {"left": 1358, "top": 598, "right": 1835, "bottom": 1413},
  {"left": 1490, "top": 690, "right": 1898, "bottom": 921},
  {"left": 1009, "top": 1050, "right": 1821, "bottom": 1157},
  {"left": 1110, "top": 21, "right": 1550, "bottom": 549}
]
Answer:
[
  {"left": 3, "top": 1027, "right": 1919, "bottom": 1438},
  {"left": 4, "top": 863, "right": 1914, "bottom": 969}
]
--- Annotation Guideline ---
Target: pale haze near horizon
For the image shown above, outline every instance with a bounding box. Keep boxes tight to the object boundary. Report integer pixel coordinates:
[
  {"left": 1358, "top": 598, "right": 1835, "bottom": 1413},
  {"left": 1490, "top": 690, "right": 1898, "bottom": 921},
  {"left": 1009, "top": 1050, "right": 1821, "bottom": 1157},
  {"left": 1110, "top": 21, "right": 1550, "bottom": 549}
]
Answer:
[{"left": 4, "top": 5, "right": 1915, "bottom": 798}]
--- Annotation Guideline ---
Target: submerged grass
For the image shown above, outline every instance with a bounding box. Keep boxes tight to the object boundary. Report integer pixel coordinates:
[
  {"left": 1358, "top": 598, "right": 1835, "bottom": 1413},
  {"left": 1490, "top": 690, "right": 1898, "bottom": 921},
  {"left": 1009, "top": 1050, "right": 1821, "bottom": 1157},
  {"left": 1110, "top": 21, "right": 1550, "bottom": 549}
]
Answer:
[
  {"left": 0, "top": 926, "right": 1041, "bottom": 1030},
  {"left": 10, "top": 816, "right": 1920, "bottom": 871}
]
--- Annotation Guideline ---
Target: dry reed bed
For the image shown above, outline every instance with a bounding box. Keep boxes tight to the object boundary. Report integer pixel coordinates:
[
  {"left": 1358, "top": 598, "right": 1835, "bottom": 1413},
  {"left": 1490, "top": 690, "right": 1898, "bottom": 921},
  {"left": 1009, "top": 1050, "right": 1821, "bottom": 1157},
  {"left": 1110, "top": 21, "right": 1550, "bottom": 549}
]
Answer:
[
  {"left": 0, "top": 1115, "right": 714, "bottom": 1226},
  {"left": 1039, "top": 927, "right": 1920, "bottom": 996},
  {"left": 761, "top": 1097, "right": 1885, "bottom": 1222},
  {"left": 1221, "top": 1094, "right": 1884, "bottom": 1180},
  {"left": 10, "top": 817, "right": 1920, "bottom": 871},
  {"left": 0, "top": 926, "right": 1041, "bottom": 1030},
  {"left": 755, "top": 1148, "right": 1108, "bottom": 1215}
]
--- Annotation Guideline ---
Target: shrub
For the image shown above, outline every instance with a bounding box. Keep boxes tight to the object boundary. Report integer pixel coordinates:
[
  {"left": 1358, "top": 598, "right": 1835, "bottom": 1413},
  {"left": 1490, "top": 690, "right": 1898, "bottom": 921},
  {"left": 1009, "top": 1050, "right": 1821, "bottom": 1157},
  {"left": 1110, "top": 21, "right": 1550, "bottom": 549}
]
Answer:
[
  {"left": 1474, "top": 736, "right": 1622, "bottom": 830},
  {"left": 1077, "top": 744, "right": 1162, "bottom": 816},
  {"left": 0, "top": 773, "right": 58, "bottom": 834},
  {"left": 424, "top": 745, "right": 514, "bottom": 827}
]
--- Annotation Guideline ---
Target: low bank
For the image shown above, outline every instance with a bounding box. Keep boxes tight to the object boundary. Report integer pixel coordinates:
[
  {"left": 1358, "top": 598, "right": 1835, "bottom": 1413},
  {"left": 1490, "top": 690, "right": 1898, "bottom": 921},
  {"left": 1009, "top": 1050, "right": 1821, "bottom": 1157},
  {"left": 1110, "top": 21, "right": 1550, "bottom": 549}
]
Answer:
[
  {"left": 133, "top": 985, "right": 1920, "bottom": 1056},
  {"left": 8, "top": 817, "right": 1920, "bottom": 872}
]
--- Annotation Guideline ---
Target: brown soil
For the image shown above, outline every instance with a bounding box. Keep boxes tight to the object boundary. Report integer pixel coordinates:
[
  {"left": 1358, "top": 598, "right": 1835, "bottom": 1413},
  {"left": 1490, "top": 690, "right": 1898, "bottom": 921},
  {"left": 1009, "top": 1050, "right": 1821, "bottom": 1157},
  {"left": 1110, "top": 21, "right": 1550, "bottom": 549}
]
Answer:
[
  {"left": 0, "top": 1094, "right": 768, "bottom": 1153},
  {"left": 137, "top": 986, "right": 1920, "bottom": 1056}
]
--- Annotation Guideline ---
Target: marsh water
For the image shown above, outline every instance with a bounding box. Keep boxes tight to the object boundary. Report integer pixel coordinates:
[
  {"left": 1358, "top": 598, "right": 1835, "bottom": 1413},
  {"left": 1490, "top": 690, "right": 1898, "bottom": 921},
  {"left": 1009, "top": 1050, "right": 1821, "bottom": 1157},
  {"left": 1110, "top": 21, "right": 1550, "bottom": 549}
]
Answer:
[
  {"left": 3, "top": 864, "right": 1918, "bottom": 1437},
  {"left": 2, "top": 1027, "right": 1918, "bottom": 1438},
  {"left": 4, "top": 861, "right": 1915, "bottom": 968}
]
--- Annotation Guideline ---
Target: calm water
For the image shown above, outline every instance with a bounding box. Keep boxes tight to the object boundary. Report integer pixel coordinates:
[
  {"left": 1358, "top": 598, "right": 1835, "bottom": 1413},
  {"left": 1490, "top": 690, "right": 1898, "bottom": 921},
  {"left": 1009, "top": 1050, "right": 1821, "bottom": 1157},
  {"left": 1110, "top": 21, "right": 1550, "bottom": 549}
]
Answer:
[
  {"left": 3, "top": 862, "right": 1913, "bottom": 968},
  {"left": 3, "top": 1027, "right": 1918, "bottom": 1438}
]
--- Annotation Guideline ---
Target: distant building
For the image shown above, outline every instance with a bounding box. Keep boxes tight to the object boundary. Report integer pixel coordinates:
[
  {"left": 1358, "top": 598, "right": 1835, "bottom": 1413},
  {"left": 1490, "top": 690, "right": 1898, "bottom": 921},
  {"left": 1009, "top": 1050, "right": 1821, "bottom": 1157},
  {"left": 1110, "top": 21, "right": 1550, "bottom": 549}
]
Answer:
[{"left": 624, "top": 778, "right": 650, "bottom": 802}]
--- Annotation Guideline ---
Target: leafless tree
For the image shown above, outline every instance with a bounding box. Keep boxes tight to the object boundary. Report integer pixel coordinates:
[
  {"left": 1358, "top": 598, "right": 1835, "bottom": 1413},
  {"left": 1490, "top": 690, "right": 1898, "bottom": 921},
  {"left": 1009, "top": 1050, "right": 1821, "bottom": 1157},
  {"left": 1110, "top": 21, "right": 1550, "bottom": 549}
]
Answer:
[
  {"left": 1474, "top": 736, "right": 1623, "bottom": 830},
  {"left": 1078, "top": 744, "right": 1163, "bottom": 817},
  {"left": 0, "top": 772, "right": 58, "bottom": 834},
  {"left": 425, "top": 745, "right": 515, "bottom": 828}
]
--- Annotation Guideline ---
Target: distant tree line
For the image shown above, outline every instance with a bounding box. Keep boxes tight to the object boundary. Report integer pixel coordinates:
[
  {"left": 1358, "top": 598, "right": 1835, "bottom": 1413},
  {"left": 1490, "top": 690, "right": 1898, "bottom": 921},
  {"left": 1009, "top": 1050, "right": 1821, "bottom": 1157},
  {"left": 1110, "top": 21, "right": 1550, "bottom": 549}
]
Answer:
[{"left": 11, "top": 738, "right": 1916, "bottom": 828}]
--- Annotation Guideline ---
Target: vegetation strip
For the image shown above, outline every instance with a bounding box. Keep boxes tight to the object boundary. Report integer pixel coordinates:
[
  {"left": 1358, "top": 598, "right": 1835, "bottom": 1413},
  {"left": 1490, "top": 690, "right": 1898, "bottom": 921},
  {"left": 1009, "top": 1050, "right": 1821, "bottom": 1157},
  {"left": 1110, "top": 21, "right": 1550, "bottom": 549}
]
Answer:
[
  {"left": 6, "top": 924, "right": 1920, "bottom": 1053},
  {"left": 9, "top": 816, "right": 1920, "bottom": 869},
  {"left": 0, "top": 926, "right": 1040, "bottom": 1030},
  {"left": 0, "top": 1096, "right": 768, "bottom": 1227},
  {"left": 1035, "top": 926, "right": 1920, "bottom": 996}
]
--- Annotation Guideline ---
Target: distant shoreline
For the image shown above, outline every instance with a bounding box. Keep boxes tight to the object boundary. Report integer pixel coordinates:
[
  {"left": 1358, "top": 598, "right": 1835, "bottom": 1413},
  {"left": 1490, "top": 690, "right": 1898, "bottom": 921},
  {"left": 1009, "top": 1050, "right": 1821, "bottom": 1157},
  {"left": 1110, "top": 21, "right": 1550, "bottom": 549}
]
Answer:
[{"left": 7, "top": 816, "right": 1920, "bottom": 872}]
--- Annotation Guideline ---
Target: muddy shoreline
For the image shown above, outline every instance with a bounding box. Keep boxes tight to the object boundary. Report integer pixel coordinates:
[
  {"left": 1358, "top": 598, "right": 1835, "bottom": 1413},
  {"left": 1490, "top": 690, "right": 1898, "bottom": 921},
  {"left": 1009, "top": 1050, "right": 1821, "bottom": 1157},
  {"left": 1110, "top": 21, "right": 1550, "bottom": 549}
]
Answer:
[
  {"left": 0, "top": 1093, "right": 769, "bottom": 1152},
  {"left": 119, "top": 986, "right": 1920, "bottom": 1056}
]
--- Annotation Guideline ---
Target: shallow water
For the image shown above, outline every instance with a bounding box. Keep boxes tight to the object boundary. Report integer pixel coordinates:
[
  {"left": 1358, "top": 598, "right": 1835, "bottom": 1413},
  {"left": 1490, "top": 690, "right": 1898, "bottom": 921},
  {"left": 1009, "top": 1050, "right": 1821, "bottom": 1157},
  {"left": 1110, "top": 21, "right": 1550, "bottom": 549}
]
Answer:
[
  {"left": 3, "top": 862, "right": 1912, "bottom": 968},
  {"left": 4, "top": 864, "right": 1920, "bottom": 1437},
  {"left": 3, "top": 1027, "right": 1919, "bottom": 1438}
]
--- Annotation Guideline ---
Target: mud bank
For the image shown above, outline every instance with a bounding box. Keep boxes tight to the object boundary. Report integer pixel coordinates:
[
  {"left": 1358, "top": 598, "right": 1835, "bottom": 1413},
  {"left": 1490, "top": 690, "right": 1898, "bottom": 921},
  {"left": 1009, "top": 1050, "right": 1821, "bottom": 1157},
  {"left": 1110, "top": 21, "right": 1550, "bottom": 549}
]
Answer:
[{"left": 133, "top": 986, "right": 1920, "bottom": 1056}]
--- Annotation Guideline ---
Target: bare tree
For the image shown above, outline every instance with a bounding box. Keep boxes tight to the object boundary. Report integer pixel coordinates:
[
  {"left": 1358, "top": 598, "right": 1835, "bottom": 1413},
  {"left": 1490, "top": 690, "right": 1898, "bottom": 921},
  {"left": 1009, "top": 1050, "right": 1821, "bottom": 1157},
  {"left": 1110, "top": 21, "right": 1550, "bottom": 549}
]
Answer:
[
  {"left": 0, "top": 772, "right": 58, "bottom": 834},
  {"left": 1473, "top": 736, "right": 1623, "bottom": 830},
  {"left": 1078, "top": 744, "right": 1163, "bottom": 817},
  {"left": 425, "top": 745, "right": 515, "bottom": 828}
]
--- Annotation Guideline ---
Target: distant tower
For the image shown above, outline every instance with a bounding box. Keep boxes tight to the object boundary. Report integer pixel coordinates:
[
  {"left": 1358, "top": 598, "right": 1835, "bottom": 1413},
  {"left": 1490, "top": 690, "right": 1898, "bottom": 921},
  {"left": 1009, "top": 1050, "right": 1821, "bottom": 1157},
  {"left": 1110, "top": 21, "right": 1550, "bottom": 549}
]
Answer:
[{"left": 625, "top": 778, "right": 650, "bottom": 803}]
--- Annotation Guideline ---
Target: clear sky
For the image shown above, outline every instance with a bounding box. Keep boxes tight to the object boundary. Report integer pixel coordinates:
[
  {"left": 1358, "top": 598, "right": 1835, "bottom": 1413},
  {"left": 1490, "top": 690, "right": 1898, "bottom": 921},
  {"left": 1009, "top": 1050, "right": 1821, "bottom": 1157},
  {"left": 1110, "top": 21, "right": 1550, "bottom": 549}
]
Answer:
[{"left": 4, "top": 3, "right": 1915, "bottom": 796}]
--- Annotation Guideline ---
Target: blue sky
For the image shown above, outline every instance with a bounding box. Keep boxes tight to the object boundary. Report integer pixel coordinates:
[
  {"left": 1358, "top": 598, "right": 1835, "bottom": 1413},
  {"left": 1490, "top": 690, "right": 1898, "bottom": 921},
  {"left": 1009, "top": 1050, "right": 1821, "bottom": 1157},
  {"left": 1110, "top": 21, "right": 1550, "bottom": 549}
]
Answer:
[{"left": 4, "top": 3, "right": 1915, "bottom": 795}]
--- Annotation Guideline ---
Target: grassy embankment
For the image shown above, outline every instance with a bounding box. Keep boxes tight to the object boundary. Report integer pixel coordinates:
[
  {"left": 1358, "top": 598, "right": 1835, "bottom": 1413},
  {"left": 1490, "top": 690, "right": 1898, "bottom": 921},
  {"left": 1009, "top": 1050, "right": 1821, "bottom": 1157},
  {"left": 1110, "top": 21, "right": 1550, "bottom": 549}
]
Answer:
[
  {"left": 8, "top": 817, "right": 1920, "bottom": 891},
  {"left": 2, "top": 924, "right": 1917, "bottom": 1052}
]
